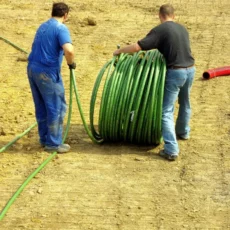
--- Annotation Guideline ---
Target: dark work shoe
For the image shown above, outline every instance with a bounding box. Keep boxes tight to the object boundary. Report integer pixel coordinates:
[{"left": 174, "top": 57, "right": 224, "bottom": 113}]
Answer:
[
  {"left": 177, "top": 134, "right": 190, "bottom": 140},
  {"left": 159, "top": 150, "right": 178, "bottom": 161},
  {"left": 44, "top": 144, "right": 71, "bottom": 153},
  {"left": 40, "top": 140, "right": 46, "bottom": 147}
]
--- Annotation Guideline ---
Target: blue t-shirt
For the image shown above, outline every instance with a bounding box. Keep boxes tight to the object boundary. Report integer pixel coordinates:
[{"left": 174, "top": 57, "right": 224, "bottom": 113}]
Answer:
[{"left": 28, "top": 18, "right": 72, "bottom": 69}]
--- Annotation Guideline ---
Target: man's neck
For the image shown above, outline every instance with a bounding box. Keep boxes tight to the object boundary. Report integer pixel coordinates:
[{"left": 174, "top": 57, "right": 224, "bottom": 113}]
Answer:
[
  {"left": 52, "top": 16, "right": 64, "bottom": 23},
  {"left": 162, "top": 18, "right": 174, "bottom": 23}
]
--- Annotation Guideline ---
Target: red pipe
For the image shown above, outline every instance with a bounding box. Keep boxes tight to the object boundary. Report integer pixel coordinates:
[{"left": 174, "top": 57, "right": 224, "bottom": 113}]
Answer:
[{"left": 203, "top": 66, "right": 230, "bottom": 79}]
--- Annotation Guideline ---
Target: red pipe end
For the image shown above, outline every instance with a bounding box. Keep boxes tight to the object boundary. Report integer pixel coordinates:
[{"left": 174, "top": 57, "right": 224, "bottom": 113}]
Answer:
[
  {"left": 203, "top": 66, "right": 230, "bottom": 80},
  {"left": 203, "top": 72, "right": 210, "bottom": 79}
]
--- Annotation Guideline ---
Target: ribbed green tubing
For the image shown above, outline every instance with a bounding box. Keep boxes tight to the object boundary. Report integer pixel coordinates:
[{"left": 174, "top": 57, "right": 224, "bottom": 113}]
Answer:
[
  {"left": 89, "top": 50, "right": 166, "bottom": 145},
  {"left": 0, "top": 36, "right": 166, "bottom": 220}
]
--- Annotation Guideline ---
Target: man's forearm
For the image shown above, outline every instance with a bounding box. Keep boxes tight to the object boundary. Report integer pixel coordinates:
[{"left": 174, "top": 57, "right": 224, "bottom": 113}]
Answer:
[
  {"left": 63, "top": 43, "right": 75, "bottom": 64},
  {"left": 65, "top": 51, "right": 75, "bottom": 64},
  {"left": 113, "top": 43, "right": 142, "bottom": 56}
]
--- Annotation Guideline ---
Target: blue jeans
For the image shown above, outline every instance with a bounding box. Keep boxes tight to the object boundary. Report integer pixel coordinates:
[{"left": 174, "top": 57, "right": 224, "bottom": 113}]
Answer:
[
  {"left": 27, "top": 63, "right": 67, "bottom": 147},
  {"left": 162, "top": 67, "right": 195, "bottom": 155}
]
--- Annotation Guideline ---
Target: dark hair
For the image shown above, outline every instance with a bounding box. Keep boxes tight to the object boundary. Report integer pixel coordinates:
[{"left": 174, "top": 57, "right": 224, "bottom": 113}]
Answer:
[
  {"left": 51, "top": 2, "right": 69, "bottom": 17},
  {"left": 159, "top": 4, "right": 174, "bottom": 18}
]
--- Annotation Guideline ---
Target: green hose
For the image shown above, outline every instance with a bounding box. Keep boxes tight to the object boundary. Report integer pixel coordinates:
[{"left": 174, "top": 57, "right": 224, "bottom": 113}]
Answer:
[
  {"left": 0, "top": 122, "right": 37, "bottom": 153},
  {"left": 0, "top": 152, "right": 57, "bottom": 220},
  {"left": 0, "top": 36, "right": 28, "bottom": 54},
  {"left": 0, "top": 37, "right": 166, "bottom": 221}
]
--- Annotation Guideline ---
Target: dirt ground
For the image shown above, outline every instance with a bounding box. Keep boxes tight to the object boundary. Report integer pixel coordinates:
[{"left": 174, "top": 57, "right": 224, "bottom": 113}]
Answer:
[{"left": 0, "top": 0, "right": 230, "bottom": 229}]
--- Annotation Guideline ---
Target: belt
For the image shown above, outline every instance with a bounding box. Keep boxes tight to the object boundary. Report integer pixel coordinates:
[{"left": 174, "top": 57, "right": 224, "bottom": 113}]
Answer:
[{"left": 168, "top": 64, "right": 194, "bottom": 69}]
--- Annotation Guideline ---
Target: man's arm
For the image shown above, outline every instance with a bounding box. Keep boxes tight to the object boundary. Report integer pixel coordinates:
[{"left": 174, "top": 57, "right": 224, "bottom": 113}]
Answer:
[
  {"left": 113, "top": 43, "right": 142, "bottom": 56},
  {"left": 113, "top": 28, "right": 158, "bottom": 56},
  {"left": 63, "top": 43, "right": 75, "bottom": 65}
]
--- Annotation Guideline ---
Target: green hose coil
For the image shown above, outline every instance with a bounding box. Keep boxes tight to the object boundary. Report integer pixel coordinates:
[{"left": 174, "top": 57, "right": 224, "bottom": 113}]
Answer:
[{"left": 89, "top": 50, "right": 166, "bottom": 145}]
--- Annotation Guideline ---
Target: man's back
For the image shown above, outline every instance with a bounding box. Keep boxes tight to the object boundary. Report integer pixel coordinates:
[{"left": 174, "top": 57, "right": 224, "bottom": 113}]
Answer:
[
  {"left": 138, "top": 21, "right": 194, "bottom": 67},
  {"left": 28, "top": 18, "right": 71, "bottom": 69}
]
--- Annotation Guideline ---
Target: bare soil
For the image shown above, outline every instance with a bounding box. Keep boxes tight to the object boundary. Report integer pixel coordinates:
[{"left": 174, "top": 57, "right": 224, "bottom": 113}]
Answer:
[{"left": 0, "top": 0, "right": 230, "bottom": 229}]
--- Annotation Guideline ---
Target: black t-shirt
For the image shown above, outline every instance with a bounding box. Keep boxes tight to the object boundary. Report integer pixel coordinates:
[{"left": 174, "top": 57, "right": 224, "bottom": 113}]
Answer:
[{"left": 138, "top": 21, "right": 194, "bottom": 68}]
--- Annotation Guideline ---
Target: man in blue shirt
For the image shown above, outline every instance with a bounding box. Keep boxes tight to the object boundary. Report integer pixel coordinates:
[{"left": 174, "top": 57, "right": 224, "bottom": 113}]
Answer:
[{"left": 27, "top": 2, "right": 76, "bottom": 153}]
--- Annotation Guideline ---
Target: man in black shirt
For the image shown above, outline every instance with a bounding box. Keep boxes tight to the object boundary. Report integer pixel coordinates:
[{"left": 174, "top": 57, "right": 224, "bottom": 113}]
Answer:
[{"left": 113, "top": 4, "right": 195, "bottom": 161}]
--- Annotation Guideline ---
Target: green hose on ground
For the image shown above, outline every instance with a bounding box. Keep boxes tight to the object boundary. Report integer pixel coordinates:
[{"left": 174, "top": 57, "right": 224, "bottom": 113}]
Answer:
[
  {"left": 0, "top": 122, "right": 37, "bottom": 153},
  {"left": 0, "top": 36, "right": 166, "bottom": 220},
  {"left": 0, "top": 59, "right": 74, "bottom": 221},
  {"left": 0, "top": 36, "right": 28, "bottom": 54}
]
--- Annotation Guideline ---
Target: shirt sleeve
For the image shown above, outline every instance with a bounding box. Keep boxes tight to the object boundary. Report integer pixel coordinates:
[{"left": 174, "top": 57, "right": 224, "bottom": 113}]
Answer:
[
  {"left": 58, "top": 24, "right": 72, "bottom": 47},
  {"left": 138, "top": 28, "right": 159, "bottom": 51}
]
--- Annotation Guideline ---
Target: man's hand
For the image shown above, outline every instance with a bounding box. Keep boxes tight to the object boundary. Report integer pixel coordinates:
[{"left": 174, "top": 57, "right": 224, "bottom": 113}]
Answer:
[
  {"left": 113, "top": 49, "right": 121, "bottom": 56},
  {"left": 113, "top": 43, "right": 142, "bottom": 56},
  {"left": 68, "top": 62, "right": 76, "bottom": 69}
]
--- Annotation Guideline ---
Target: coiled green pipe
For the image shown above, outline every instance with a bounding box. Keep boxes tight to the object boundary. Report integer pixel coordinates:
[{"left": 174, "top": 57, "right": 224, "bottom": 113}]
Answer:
[{"left": 89, "top": 50, "right": 166, "bottom": 145}]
